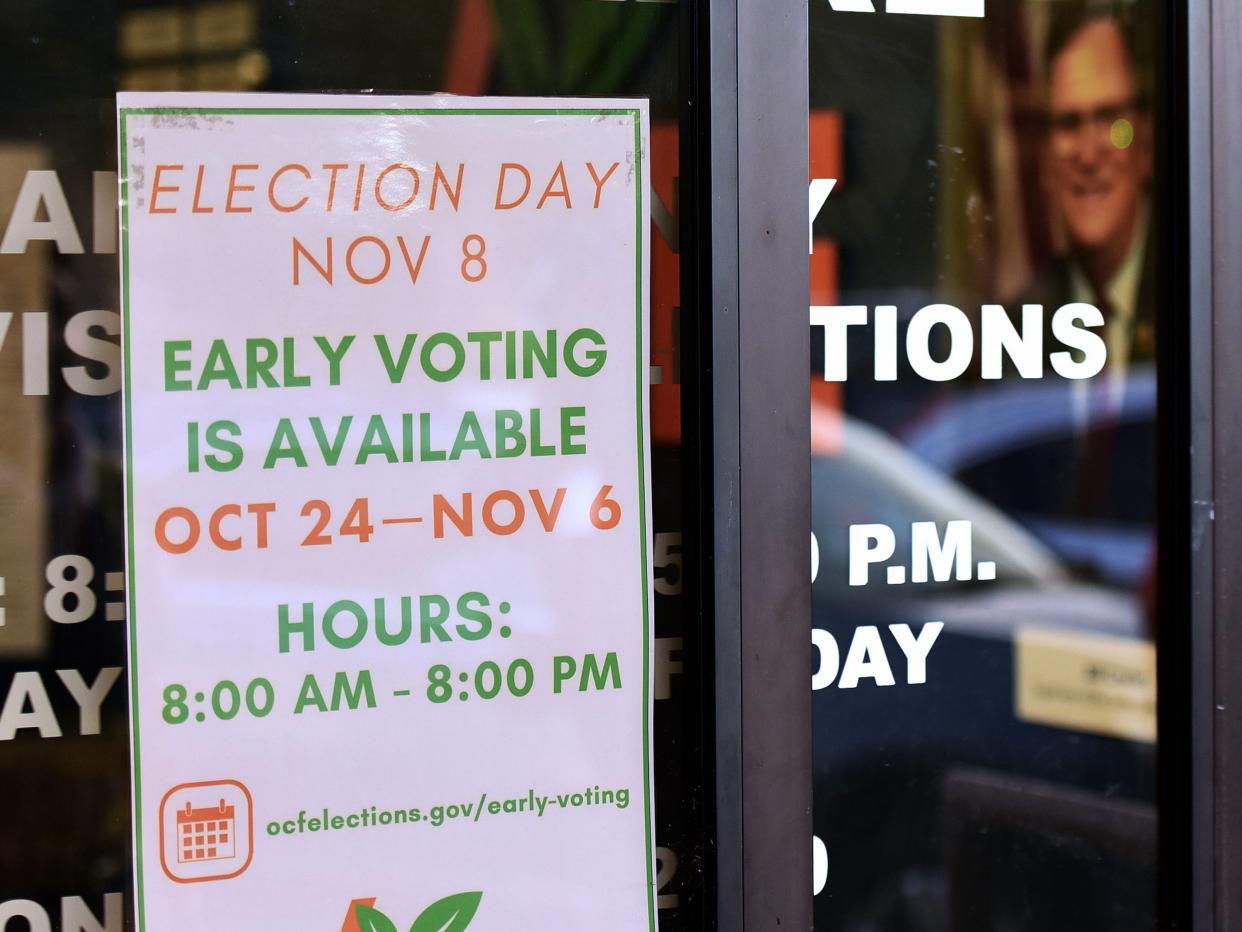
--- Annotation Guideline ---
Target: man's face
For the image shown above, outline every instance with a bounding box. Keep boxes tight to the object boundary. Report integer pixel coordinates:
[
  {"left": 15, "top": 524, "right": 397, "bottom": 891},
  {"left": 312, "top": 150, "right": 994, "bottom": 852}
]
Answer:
[{"left": 1047, "top": 20, "right": 1151, "bottom": 257}]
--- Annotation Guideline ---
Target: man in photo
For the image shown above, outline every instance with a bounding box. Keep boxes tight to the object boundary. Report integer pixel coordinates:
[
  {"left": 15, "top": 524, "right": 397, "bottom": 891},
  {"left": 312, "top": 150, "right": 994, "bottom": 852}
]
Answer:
[{"left": 1030, "top": 4, "right": 1154, "bottom": 376}]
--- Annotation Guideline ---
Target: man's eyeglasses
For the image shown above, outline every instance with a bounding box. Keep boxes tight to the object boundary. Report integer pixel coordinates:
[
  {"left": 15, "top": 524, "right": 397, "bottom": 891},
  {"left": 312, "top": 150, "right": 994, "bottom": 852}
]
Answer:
[{"left": 1048, "top": 98, "right": 1146, "bottom": 152}]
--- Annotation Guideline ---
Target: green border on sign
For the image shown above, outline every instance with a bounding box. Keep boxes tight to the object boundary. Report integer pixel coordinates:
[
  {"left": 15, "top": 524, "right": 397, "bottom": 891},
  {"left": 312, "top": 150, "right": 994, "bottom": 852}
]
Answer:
[{"left": 118, "top": 105, "right": 653, "bottom": 931}]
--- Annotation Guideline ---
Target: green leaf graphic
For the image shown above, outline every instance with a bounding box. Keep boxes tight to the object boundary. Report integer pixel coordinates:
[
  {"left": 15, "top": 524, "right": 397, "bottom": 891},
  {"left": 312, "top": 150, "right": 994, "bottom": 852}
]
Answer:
[
  {"left": 356, "top": 904, "right": 400, "bottom": 932},
  {"left": 408, "top": 891, "right": 483, "bottom": 932}
]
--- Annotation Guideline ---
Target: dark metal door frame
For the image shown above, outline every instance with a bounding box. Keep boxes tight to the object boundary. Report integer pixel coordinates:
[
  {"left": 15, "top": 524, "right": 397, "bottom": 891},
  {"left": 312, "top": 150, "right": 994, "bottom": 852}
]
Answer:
[
  {"left": 1184, "top": 1, "right": 1212, "bottom": 929},
  {"left": 1159, "top": 0, "right": 1242, "bottom": 928},
  {"left": 686, "top": 0, "right": 1242, "bottom": 927},
  {"left": 694, "top": 0, "right": 813, "bottom": 929},
  {"left": 1194, "top": 0, "right": 1242, "bottom": 929}
]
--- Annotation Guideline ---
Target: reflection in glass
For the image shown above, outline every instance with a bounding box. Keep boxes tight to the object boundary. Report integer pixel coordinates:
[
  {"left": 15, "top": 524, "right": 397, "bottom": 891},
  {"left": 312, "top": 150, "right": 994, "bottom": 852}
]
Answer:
[{"left": 810, "top": 1, "right": 1160, "bottom": 928}]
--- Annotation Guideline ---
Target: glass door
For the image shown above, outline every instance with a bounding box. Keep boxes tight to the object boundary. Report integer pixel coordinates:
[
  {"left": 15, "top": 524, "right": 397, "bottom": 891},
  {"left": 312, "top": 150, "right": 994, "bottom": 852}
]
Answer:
[{"left": 807, "top": 1, "right": 1174, "bottom": 927}]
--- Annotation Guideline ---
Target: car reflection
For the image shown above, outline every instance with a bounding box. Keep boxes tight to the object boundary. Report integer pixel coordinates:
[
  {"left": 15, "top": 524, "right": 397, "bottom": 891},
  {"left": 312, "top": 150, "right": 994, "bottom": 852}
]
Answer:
[
  {"left": 899, "top": 365, "right": 1156, "bottom": 590},
  {"left": 812, "top": 407, "right": 1155, "bottom": 931}
]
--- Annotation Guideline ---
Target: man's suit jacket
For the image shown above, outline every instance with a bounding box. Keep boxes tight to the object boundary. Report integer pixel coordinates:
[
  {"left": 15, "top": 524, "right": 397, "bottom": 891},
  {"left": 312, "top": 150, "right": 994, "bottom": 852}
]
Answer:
[{"left": 1018, "top": 231, "right": 1156, "bottom": 368}]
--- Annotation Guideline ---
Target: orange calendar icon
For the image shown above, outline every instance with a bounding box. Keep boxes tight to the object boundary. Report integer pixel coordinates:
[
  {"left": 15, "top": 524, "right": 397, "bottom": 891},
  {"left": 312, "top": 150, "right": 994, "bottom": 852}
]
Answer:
[
  {"left": 159, "top": 779, "right": 254, "bottom": 883},
  {"left": 177, "top": 799, "right": 236, "bottom": 864}
]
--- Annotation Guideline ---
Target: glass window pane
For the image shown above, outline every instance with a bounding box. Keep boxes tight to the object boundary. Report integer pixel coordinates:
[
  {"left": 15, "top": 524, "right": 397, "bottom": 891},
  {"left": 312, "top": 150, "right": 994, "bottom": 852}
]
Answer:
[
  {"left": 0, "top": 3, "right": 701, "bottom": 926},
  {"left": 809, "top": 2, "right": 1164, "bottom": 927}
]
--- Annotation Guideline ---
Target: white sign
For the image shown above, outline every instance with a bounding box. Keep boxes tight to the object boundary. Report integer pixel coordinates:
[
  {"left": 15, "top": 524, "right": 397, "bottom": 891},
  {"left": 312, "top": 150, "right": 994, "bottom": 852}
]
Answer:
[{"left": 118, "top": 92, "right": 653, "bottom": 931}]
